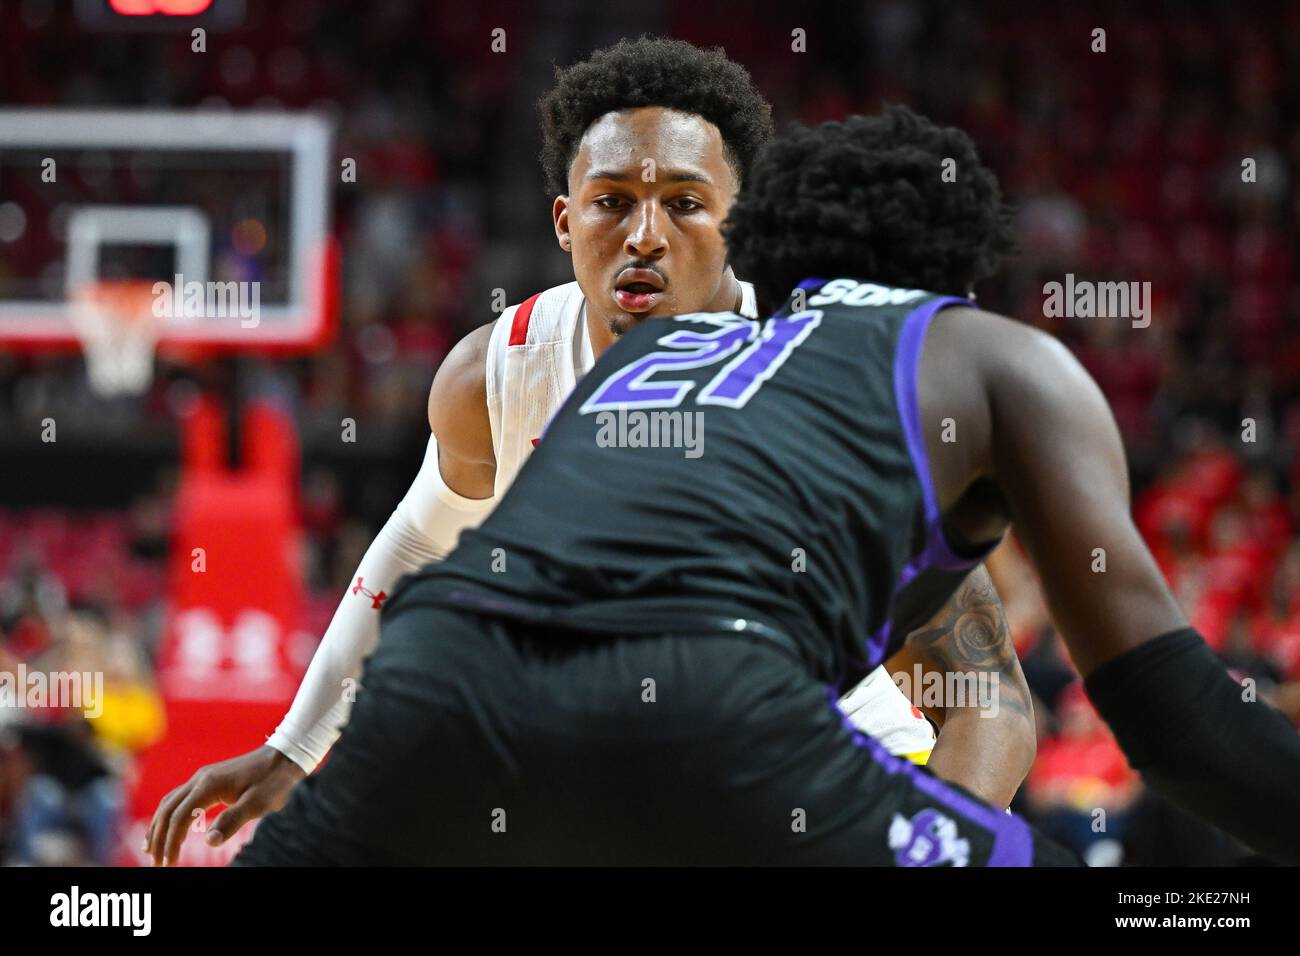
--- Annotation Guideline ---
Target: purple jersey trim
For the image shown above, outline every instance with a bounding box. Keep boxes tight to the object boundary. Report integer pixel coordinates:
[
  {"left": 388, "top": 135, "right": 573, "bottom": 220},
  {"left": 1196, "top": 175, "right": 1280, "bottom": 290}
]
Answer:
[
  {"left": 825, "top": 687, "right": 1034, "bottom": 866},
  {"left": 865, "top": 295, "right": 1001, "bottom": 666},
  {"left": 895, "top": 294, "right": 974, "bottom": 537}
]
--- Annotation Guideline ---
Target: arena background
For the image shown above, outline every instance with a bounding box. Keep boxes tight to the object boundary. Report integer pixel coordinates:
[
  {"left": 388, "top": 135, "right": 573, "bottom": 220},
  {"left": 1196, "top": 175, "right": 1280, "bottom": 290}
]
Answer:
[{"left": 1, "top": 0, "right": 1298, "bottom": 867}]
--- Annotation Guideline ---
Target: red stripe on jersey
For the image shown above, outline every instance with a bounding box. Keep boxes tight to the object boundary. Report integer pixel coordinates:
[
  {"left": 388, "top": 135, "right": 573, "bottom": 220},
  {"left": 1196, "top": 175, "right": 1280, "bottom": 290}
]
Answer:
[
  {"left": 508, "top": 293, "right": 542, "bottom": 347},
  {"left": 531, "top": 437, "right": 540, "bottom": 447}
]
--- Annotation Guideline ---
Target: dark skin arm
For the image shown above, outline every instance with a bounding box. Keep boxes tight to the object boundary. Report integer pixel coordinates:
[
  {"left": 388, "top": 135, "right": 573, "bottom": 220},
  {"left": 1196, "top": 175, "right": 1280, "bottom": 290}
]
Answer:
[
  {"left": 426, "top": 322, "right": 498, "bottom": 499},
  {"left": 919, "top": 306, "right": 1186, "bottom": 676},
  {"left": 924, "top": 305, "right": 1300, "bottom": 860},
  {"left": 887, "top": 563, "right": 1035, "bottom": 807}
]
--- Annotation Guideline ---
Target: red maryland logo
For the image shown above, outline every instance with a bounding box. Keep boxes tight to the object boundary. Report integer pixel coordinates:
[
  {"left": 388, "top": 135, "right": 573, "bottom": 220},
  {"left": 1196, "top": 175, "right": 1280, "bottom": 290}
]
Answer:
[{"left": 352, "top": 576, "right": 387, "bottom": 609}]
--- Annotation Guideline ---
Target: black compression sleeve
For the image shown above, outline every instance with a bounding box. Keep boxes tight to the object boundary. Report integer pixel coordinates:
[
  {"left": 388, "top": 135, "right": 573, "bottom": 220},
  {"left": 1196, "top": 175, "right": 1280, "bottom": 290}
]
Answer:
[{"left": 1083, "top": 627, "right": 1300, "bottom": 864}]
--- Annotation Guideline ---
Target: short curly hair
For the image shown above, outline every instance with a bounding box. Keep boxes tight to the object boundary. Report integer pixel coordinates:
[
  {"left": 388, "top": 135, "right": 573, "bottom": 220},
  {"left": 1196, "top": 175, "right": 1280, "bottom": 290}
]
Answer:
[
  {"left": 538, "top": 37, "right": 773, "bottom": 196},
  {"left": 724, "top": 106, "right": 1016, "bottom": 306}
]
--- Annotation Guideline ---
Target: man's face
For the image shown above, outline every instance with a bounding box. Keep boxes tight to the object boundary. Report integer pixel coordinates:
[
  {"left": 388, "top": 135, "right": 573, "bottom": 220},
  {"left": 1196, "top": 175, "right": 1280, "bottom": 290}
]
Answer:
[{"left": 555, "top": 107, "right": 740, "bottom": 338}]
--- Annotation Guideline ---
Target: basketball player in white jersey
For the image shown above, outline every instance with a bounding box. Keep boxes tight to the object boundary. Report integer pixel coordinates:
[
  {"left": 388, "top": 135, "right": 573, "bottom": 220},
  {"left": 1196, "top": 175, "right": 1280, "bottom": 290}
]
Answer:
[{"left": 146, "top": 39, "right": 1035, "bottom": 866}]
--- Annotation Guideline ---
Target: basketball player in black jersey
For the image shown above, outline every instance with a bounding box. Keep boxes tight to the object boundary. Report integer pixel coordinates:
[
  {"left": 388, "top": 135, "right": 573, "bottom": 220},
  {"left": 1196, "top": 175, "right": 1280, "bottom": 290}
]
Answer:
[{"left": 237, "top": 106, "right": 1300, "bottom": 866}]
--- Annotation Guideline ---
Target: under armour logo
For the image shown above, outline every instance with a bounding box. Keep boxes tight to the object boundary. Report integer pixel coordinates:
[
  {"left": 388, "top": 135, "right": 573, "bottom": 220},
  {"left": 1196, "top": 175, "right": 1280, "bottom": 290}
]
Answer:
[{"left": 352, "top": 576, "right": 387, "bottom": 609}]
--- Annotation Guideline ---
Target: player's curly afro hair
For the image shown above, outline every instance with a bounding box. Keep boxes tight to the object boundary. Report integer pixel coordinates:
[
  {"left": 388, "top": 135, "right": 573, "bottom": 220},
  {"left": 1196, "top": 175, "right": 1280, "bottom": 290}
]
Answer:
[
  {"left": 538, "top": 37, "right": 773, "bottom": 196},
  {"left": 723, "top": 106, "right": 1016, "bottom": 306}
]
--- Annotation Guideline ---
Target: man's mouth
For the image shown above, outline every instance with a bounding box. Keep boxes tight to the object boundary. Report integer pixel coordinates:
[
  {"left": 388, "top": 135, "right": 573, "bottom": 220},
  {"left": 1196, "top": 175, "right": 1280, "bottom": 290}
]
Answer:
[{"left": 613, "top": 269, "right": 665, "bottom": 313}]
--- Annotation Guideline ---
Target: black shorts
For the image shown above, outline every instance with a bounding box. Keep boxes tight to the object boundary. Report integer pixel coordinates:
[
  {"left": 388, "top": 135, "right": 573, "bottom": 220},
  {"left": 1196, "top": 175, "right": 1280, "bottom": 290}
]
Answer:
[{"left": 236, "top": 603, "right": 1077, "bottom": 866}]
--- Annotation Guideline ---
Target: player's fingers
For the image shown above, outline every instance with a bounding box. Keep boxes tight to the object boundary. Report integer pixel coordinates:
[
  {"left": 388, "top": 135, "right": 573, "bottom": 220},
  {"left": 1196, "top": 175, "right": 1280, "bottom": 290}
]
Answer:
[
  {"left": 162, "top": 783, "right": 219, "bottom": 867},
  {"left": 143, "top": 790, "right": 167, "bottom": 857},
  {"left": 206, "top": 788, "right": 271, "bottom": 847},
  {"left": 146, "top": 784, "right": 191, "bottom": 865}
]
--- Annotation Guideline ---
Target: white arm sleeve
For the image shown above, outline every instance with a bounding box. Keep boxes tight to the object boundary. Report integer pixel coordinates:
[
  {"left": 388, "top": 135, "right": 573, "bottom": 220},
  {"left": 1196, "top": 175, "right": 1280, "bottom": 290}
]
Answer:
[{"left": 266, "top": 432, "right": 495, "bottom": 773}]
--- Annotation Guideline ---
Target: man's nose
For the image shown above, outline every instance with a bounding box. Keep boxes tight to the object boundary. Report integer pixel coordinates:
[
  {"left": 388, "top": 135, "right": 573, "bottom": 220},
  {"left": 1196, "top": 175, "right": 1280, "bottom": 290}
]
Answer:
[{"left": 624, "top": 200, "right": 667, "bottom": 258}]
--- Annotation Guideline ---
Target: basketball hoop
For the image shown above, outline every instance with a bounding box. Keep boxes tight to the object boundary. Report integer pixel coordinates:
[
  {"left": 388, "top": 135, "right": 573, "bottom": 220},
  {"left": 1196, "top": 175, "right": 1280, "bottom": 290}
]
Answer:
[{"left": 69, "top": 280, "right": 166, "bottom": 397}]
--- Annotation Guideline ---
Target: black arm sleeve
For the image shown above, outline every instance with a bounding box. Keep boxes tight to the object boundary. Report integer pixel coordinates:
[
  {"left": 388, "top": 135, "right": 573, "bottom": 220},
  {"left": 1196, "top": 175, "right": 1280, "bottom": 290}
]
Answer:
[{"left": 1084, "top": 627, "right": 1300, "bottom": 864}]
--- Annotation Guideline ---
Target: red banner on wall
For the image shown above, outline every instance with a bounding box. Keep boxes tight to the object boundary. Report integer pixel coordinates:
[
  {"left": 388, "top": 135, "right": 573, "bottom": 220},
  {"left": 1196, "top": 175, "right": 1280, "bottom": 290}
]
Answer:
[{"left": 122, "top": 399, "right": 308, "bottom": 866}]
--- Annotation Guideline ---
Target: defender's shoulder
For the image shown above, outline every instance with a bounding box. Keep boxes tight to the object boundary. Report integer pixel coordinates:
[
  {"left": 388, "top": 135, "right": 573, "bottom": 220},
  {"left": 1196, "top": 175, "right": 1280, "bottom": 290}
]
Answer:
[
  {"left": 428, "top": 322, "right": 494, "bottom": 461},
  {"left": 930, "top": 306, "right": 1077, "bottom": 381},
  {"left": 927, "top": 305, "right": 1104, "bottom": 441}
]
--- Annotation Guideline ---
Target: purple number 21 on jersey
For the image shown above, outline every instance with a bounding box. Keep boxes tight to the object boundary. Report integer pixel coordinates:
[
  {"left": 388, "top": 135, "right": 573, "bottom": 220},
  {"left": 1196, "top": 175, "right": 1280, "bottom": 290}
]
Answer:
[{"left": 579, "top": 311, "right": 823, "bottom": 414}]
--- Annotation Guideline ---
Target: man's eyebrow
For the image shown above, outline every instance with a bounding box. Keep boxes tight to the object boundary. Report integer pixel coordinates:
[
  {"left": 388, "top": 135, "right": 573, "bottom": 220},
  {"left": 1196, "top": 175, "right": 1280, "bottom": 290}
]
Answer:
[{"left": 585, "top": 168, "right": 714, "bottom": 185}]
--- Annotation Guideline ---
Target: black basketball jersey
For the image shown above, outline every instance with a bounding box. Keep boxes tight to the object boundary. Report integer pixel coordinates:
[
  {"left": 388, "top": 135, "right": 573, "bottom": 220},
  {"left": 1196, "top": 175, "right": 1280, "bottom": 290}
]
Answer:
[{"left": 396, "top": 278, "right": 1000, "bottom": 686}]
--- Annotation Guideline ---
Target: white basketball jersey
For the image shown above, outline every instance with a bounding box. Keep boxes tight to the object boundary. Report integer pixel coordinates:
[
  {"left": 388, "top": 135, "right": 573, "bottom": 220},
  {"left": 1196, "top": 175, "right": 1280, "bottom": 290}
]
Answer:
[
  {"left": 480, "top": 279, "right": 935, "bottom": 763},
  {"left": 484, "top": 280, "right": 758, "bottom": 497}
]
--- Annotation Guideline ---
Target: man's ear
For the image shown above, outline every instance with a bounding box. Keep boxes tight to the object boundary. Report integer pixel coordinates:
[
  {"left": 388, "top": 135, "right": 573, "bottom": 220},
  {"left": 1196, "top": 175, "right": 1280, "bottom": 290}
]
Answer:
[{"left": 553, "top": 195, "right": 572, "bottom": 252}]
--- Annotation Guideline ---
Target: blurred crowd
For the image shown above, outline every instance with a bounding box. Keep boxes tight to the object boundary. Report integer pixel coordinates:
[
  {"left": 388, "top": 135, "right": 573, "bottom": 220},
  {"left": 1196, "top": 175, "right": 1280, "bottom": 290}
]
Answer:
[{"left": 2, "top": 0, "right": 1299, "bottom": 864}]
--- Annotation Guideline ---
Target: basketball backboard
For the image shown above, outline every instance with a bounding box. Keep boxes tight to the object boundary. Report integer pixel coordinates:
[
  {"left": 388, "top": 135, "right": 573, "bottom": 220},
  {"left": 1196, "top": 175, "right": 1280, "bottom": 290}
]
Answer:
[{"left": 0, "top": 108, "right": 336, "bottom": 355}]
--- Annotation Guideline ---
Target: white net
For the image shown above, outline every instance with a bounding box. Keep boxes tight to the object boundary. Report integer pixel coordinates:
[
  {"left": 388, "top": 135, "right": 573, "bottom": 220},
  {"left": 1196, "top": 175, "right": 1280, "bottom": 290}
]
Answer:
[{"left": 70, "top": 281, "right": 166, "bottom": 397}]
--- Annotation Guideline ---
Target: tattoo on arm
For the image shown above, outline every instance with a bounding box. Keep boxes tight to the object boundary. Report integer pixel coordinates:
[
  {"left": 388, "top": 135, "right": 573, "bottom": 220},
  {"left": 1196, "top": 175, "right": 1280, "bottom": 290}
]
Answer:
[{"left": 905, "top": 564, "right": 1032, "bottom": 719}]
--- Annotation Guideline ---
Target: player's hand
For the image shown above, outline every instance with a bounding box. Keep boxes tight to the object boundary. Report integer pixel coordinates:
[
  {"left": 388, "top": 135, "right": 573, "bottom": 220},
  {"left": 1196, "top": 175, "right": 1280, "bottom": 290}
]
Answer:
[{"left": 144, "top": 745, "right": 305, "bottom": 866}]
